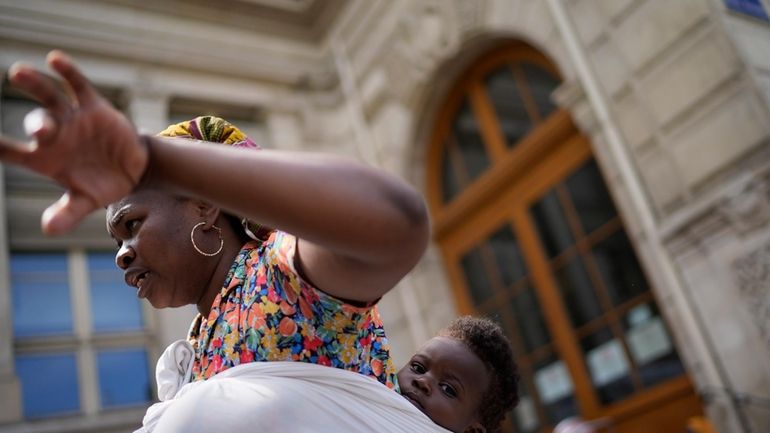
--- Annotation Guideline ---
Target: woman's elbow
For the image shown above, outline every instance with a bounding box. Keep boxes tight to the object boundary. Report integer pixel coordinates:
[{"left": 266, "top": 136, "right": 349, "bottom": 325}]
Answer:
[{"left": 390, "top": 187, "right": 431, "bottom": 261}]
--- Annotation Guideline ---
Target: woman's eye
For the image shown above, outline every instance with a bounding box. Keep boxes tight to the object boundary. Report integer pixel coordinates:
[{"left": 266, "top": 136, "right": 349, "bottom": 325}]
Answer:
[
  {"left": 440, "top": 383, "right": 457, "bottom": 398},
  {"left": 411, "top": 362, "right": 426, "bottom": 374},
  {"left": 125, "top": 219, "right": 140, "bottom": 233}
]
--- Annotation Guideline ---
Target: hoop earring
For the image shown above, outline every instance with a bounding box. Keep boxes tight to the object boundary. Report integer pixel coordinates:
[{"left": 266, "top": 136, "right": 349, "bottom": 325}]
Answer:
[{"left": 190, "top": 222, "right": 224, "bottom": 257}]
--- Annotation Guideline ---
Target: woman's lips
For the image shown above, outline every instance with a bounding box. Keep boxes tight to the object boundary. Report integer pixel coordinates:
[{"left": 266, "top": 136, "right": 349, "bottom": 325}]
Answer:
[{"left": 136, "top": 271, "right": 150, "bottom": 299}]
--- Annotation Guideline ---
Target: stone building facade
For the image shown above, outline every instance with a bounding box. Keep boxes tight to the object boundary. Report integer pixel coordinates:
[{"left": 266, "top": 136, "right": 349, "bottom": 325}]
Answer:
[{"left": 0, "top": 1, "right": 768, "bottom": 432}]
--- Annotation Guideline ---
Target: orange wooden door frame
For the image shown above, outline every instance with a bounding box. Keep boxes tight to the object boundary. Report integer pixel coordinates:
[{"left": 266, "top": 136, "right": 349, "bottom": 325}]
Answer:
[{"left": 426, "top": 41, "right": 701, "bottom": 433}]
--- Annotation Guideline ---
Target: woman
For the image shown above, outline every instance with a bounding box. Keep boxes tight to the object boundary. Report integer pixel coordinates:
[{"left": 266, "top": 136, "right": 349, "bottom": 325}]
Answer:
[{"left": 0, "top": 50, "right": 429, "bottom": 389}]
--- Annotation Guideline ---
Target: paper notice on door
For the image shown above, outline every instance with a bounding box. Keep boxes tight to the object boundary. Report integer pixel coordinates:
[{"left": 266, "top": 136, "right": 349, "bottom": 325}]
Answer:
[
  {"left": 534, "top": 360, "right": 573, "bottom": 404},
  {"left": 515, "top": 396, "right": 539, "bottom": 432},
  {"left": 627, "top": 317, "right": 672, "bottom": 365},
  {"left": 586, "top": 338, "right": 629, "bottom": 386}
]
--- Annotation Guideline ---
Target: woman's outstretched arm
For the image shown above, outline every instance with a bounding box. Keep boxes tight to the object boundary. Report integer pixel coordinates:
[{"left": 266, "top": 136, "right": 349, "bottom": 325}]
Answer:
[
  {"left": 144, "top": 137, "right": 429, "bottom": 302},
  {"left": 0, "top": 50, "right": 429, "bottom": 303}
]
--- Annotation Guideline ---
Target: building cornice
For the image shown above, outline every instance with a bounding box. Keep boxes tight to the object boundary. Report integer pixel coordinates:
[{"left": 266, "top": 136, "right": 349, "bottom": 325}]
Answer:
[{"left": 0, "top": 0, "right": 332, "bottom": 86}]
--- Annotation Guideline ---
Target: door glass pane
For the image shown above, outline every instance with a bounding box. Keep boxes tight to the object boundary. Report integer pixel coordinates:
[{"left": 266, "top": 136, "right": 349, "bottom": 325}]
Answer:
[
  {"left": 489, "top": 225, "right": 528, "bottom": 287},
  {"left": 565, "top": 160, "right": 616, "bottom": 234},
  {"left": 460, "top": 247, "right": 495, "bottom": 304},
  {"left": 531, "top": 190, "right": 574, "bottom": 257},
  {"left": 452, "top": 98, "right": 490, "bottom": 182},
  {"left": 520, "top": 63, "right": 560, "bottom": 120},
  {"left": 88, "top": 252, "right": 144, "bottom": 332},
  {"left": 15, "top": 352, "right": 80, "bottom": 418},
  {"left": 484, "top": 66, "right": 533, "bottom": 149},
  {"left": 441, "top": 139, "right": 464, "bottom": 203},
  {"left": 592, "top": 231, "right": 649, "bottom": 305},
  {"left": 581, "top": 328, "right": 635, "bottom": 404},
  {"left": 510, "top": 287, "right": 551, "bottom": 352},
  {"left": 533, "top": 356, "right": 578, "bottom": 424},
  {"left": 97, "top": 348, "right": 152, "bottom": 408},
  {"left": 513, "top": 385, "right": 541, "bottom": 433},
  {"left": 624, "top": 303, "right": 685, "bottom": 387},
  {"left": 11, "top": 253, "right": 73, "bottom": 338},
  {"left": 553, "top": 258, "right": 603, "bottom": 327}
]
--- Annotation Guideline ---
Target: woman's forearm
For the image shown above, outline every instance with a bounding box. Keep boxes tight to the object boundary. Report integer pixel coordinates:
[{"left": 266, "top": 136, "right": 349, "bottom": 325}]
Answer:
[{"left": 143, "top": 136, "right": 429, "bottom": 265}]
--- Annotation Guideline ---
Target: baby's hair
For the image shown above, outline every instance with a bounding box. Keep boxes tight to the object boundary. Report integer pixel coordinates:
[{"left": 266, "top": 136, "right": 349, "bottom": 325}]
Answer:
[{"left": 438, "top": 316, "right": 519, "bottom": 432}]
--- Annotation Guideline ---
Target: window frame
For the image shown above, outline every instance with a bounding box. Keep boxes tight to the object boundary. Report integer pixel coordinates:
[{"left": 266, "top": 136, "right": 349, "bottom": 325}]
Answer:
[{"left": 426, "top": 42, "right": 699, "bottom": 432}]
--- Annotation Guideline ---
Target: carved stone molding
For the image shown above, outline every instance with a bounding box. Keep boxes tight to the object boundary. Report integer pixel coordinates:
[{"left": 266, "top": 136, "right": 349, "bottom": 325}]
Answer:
[
  {"left": 733, "top": 241, "right": 770, "bottom": 349},
  {"left": 369, "top": 2, "right": 460, "bottom": 111},
  {"left": 718, "top": 174, "right": 770, "bottom": 235},
  {"left": 396, "top": 1, "right": 458, "bottom": 76},
  {"left": 663, "top": 164, "right": 770, "bottom": 254}
]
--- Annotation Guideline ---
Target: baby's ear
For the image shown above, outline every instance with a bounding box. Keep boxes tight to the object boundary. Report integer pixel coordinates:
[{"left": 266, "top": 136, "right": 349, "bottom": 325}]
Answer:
[{"left": 464, "top": 422, "right": 486, "bottom": 433}]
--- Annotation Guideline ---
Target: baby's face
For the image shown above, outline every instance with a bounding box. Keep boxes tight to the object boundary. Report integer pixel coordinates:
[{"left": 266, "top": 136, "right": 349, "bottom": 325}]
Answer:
[{"left": 397, "top": 337, "right": 490, "bottom": 433}]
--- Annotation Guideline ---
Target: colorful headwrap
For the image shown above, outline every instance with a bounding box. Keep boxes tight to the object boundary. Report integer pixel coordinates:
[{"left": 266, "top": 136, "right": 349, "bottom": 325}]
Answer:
[
  {"left": 157, "top": 116, "right": 264, "bottom": 240},
  {"left": 157, "top": 115, "right": 260, "bottom": 150}
]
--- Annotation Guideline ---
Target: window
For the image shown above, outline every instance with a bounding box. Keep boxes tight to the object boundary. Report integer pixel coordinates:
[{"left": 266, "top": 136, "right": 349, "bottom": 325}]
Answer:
[
  {"left": 725, "top": 0, "right": 769, "bottom": 20},
  {"left": 529, "top": 160, "right": 685, "bottom": 406},
  {"left": 11, "top": 251, "right": 154, "bottom": 419},
  {"left": 435, "top": 47, "right": 562, "bottom": 204}
]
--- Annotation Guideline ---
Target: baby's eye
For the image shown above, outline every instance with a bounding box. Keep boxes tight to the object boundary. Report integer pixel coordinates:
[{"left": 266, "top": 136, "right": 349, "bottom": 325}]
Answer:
[
  {"left": 440, "top": 383, "right": 457, "bottom": 398},
  {"left": 410, "top": 362, "right": 426, "bottom": 374}
]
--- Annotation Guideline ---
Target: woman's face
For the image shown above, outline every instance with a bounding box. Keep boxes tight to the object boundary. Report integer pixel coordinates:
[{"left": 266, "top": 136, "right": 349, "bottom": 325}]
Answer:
[{"left": 106, "top": 190, "right": 217, "bottom": 309}]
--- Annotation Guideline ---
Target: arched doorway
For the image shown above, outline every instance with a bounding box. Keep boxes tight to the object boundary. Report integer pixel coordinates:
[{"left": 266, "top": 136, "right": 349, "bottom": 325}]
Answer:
[{"left": 425, "top": 41, "right": 702, "bottom": 433}]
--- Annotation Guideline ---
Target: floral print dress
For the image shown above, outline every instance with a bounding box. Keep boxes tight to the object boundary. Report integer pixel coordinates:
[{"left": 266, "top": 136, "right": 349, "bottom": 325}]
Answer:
[{"left": 187, "top": 231, "right": 399, "bottom": 389}]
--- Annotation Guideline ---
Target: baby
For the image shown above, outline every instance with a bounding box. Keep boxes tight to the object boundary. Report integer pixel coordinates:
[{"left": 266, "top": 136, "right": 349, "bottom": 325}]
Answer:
[
  {"left": 143, "top": 315, "right": 518, "bottom": 433},
  {"left": 398, "top": 316, "right": 520, "bottom": 433}
]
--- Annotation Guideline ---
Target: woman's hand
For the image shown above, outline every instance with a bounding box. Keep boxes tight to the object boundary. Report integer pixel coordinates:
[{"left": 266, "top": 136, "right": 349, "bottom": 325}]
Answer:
[{"left": 0, "top": 50, "right": 148, "bottom": 235}]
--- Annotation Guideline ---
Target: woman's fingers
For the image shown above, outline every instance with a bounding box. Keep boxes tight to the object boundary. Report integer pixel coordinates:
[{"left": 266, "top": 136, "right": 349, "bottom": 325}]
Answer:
[
  {"left": 41, "top": 191, "right": 98, "bottom": 236},
  {"left": 8, "top": 62, "right": 72, "bottom": 117},
  {"left": 24, "top": 108, "right": 58, "bottom": 142},
  {"left": 0, "top": 108, "right": 53, "bottom": 170},
  {"left": 47, "top": 50, "right": 99, "bottom": 108},
  {"left": 0, "top": 107, "right": 57, "bottom": 169},
  {"left": 0, "top": 136, "right": 33, "bottom": 165},
  {"left": 3, "top": 50, "right": 137, "bottom": 235}
]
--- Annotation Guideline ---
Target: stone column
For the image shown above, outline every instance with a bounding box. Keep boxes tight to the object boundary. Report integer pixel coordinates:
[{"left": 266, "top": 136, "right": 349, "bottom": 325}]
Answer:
[
  {"left": 0, "top": 164, "right": 22, "bottom": 423},
  {"left": 128, "top": 88, "right": 170, "bottom": 136},
  {"left": 266, "top": 110, "right": 303, "bottom": 151}
]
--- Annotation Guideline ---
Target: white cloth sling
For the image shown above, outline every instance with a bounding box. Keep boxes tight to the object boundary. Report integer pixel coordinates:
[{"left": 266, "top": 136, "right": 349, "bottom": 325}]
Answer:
[{"left": 136, "top": 340, "right": 450, "bottom": 433}]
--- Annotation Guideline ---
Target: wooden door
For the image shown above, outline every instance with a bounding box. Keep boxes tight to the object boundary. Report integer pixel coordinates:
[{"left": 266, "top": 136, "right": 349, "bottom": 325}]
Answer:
[{"left": 427, "top": 42, "right": 702, "bottom": 433}]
